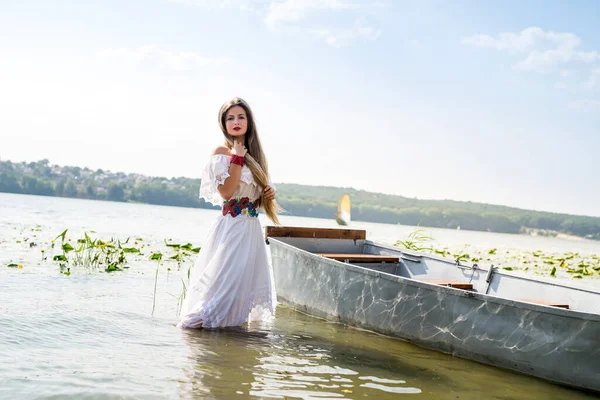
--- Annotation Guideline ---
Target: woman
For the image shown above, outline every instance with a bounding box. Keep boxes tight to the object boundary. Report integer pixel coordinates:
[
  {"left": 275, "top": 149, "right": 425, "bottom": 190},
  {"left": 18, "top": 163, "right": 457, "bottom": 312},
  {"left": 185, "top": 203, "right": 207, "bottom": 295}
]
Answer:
[{"left": 178, "top": 97, "right": 280, "bottom": 329}]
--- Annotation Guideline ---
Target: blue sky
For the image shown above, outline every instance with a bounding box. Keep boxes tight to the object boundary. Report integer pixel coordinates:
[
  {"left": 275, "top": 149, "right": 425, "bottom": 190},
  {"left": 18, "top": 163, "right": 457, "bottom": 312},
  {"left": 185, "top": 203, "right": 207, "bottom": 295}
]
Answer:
[{"left": 1, "top": 0, "right": 599, "bottom": 217}]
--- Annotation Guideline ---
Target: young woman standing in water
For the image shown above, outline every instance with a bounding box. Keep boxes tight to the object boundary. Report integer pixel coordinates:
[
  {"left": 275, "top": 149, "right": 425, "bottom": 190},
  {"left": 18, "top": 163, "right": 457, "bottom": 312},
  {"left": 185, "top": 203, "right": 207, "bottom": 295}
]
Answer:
[{"left": 178, "top": 97, "right": 279, "bottom": 329}]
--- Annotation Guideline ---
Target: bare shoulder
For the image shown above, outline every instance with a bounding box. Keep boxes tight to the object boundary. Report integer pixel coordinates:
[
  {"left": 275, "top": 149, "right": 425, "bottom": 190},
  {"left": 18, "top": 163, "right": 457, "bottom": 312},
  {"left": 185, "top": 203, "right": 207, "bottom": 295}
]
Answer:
[{"left": 212, "top": 145, "right": 231, "bottom": 156}]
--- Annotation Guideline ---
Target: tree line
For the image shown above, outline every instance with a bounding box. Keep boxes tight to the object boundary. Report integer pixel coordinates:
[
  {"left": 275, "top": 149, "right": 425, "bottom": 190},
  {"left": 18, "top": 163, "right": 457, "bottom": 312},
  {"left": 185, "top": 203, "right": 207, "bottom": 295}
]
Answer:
[{"left": 1, "top": 159, "right": 599, "bottom": 240}]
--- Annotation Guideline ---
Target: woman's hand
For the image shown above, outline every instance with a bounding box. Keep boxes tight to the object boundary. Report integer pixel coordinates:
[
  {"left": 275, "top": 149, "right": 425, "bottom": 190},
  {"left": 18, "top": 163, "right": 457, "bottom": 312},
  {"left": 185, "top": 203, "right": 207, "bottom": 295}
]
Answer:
[
  {"left": 231, "top": 140, "right": 247, "bottom": 157},
  {"left": 263, "top": 185, "right": 275, "bottom": 201}
]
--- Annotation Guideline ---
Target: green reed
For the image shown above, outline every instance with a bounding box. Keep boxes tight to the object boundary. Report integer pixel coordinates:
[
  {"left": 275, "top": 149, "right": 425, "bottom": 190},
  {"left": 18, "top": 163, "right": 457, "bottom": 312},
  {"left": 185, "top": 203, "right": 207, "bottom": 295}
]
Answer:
[
  {"left": 150, "top": 242, "right": 200, "bottom": 316},
  {"left": 163, "top": 240, "right": 200, "bottom": 315},
  {"left": 7, "top": 227, "right": 201, "bottom": 316},
  {"left": 394, "top": 229, "right": 433, "bottom": 252},
  {"left": 51, "top": 229, "right": 137, "bottom": 274}
]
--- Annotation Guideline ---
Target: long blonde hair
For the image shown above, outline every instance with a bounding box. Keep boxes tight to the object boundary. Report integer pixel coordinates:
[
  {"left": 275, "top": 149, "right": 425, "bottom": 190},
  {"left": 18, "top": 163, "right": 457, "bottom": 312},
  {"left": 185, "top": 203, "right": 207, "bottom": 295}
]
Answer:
[{"left": 218, "top": 97, "right": 281, "bottom": 225}]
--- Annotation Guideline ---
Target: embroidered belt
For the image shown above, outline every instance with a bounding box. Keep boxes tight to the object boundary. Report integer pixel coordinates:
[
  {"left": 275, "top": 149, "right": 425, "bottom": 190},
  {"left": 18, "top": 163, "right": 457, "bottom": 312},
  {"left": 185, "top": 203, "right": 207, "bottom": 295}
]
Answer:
[{"left": 222, "top": 197, "right": 259, "bottom": 218}]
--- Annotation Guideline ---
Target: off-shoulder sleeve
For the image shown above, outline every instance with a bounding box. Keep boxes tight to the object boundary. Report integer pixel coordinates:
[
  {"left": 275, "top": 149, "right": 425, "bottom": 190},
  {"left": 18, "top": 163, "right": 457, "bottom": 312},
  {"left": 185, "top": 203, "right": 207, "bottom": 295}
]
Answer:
[{"left": 199, "top": 155, "right": 230, "bottom": 206}]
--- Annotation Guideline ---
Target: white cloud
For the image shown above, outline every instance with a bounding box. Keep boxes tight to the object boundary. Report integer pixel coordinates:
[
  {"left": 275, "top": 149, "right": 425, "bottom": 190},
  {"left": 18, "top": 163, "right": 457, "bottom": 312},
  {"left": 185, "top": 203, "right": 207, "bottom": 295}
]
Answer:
[
  {"left": 167, "top": 0, "right": 255, "bottom": 11},
  {"left": 167, "top": 0, "right": 383, "bottom": 47},
  {"left": 463, "top": 27, "right": 600, "bottom": 108},
  {"left": 96, "top": 45, "right": 228, "bottom": 71},
  {"left": 462, "top": 27, "right": 576, "bottom": 54},
  {"left": 578, "top": 50, "right": 600, "bottom": 63},
  {"left": 309, "top": 17, "right": 381, "bottom": 47},
  {"left": 264, "top": 0, "right": 382, "bottom": 46},
  {"left": 264, "top": 0, "right": 355, "bottom": 29},
  {"left": 551, "top": 68, "right": 600, "bottom": 91},
  {"left": 462, "top": 27, "right": 599, "bottom": 71}
]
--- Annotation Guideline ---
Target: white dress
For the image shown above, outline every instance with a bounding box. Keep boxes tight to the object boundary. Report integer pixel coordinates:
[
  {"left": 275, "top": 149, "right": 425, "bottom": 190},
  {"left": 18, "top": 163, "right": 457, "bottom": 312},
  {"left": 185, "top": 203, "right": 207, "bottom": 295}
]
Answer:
[{"left": 178, "top": 154, "right": 276, "bottom": 329}]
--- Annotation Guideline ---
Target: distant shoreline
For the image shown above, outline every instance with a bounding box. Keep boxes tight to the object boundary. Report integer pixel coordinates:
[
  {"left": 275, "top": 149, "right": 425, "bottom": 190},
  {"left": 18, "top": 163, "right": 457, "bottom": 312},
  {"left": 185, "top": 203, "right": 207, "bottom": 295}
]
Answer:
[
  {"left": 1, "top": 191, "right": 597, "bottom": 245},
  {"left": 1, "top": 159, "right": 600, "bottom": 241}
]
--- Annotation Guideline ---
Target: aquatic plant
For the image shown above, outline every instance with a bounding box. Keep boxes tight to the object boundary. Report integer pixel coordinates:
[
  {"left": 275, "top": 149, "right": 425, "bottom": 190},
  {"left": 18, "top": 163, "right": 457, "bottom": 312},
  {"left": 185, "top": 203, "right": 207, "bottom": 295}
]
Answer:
[
  {"left": 51, "top": 229, "right": 137, "bottom": 273},
  {"left": 150, "top": 252, "right": 163, "bottom": 316},
  {"left": 394, "top": 229, "right": 433, "bottom": 252},
  {"left": 6, "top": 226, "right": 202, "bottom": 316},
  {"left": 163, "top": 240, "right": 200, "bottom": 315},
  {"left": 149, "top": 242, "right": 201, "bottom": 315},
  {"left": 394, "top": 230, "right": 600, "bottom": 281}
]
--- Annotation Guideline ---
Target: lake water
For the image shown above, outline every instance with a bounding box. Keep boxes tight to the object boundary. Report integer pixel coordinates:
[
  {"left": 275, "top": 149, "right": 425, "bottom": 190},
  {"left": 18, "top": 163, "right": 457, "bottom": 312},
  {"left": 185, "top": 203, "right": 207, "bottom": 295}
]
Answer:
[{"left": 1, "top": 193, "right": 598, "bottom": 400}]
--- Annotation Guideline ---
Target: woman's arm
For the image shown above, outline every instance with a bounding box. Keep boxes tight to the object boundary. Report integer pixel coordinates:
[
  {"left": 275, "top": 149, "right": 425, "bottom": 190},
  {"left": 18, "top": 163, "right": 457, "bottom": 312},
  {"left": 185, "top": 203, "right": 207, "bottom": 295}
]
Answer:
[{"left": 214, "top": 142, "right": 246, "bottom": 200}]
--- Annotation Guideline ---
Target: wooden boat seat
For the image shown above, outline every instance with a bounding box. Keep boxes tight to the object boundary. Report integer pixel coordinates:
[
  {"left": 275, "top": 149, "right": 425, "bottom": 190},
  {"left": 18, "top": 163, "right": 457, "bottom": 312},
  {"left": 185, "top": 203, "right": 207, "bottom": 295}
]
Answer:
[
  {"left": 520, "top": 299, "right": 569, "bottom": 309},
  {"left": 419, "top": 279, "right": 474, "bottom": 290},
  {"left": 315, "top": 253, "right": 399, "bottom": 263}
]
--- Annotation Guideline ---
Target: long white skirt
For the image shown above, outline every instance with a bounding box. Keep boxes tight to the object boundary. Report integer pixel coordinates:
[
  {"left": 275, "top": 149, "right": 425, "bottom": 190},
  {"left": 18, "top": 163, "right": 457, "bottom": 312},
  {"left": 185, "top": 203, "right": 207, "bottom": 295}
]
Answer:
[{"left": 178, "top": 213, "right": 276, "bottom": 329}]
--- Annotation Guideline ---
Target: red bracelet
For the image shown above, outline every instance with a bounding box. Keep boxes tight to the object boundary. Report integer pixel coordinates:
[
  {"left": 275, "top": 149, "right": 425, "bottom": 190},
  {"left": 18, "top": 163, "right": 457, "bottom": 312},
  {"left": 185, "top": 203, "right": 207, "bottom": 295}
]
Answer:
[{"left": 230, "top": 154, "right": 245, "bottom": 167}]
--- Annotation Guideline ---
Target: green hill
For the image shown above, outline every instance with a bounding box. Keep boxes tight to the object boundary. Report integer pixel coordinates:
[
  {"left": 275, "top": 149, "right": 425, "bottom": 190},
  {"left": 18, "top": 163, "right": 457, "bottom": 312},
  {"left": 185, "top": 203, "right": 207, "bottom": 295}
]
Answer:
[{"left": 1, "top": 159, "right": 599, "bottom": 240}]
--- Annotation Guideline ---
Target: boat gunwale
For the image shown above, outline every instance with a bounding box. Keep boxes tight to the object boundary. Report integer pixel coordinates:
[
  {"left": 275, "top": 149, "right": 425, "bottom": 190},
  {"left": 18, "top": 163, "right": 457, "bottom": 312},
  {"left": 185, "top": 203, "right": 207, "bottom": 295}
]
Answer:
[
  {"left": 368, "top": 240, "right": 600, "bottom": 296},
  {"left": 268, "top": 237, "right": 600, "bottom": 321}
]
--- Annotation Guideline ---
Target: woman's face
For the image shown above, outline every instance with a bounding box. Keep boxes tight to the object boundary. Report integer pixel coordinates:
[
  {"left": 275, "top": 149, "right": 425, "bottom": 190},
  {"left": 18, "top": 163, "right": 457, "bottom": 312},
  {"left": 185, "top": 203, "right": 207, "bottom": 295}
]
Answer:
[{"left": 225, "top": 106, "right": 248, "bottom": 137}]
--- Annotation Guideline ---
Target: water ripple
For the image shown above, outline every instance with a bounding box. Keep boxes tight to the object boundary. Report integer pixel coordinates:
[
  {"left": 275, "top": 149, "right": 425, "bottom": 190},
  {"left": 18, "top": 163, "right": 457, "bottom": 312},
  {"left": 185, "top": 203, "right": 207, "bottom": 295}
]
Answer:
[{"left": 1, "top": 195, "right": 597, "bottom": 400}]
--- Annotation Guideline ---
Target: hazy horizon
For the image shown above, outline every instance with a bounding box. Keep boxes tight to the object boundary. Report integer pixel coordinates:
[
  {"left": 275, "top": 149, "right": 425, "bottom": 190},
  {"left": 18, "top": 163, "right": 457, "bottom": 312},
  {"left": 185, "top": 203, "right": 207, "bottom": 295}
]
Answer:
[
  {"left": 3, "top": 156, "right": 600, "bottom": 220},
  {"left": 1, "top": 1, "right": 599, "bottom": 217}
]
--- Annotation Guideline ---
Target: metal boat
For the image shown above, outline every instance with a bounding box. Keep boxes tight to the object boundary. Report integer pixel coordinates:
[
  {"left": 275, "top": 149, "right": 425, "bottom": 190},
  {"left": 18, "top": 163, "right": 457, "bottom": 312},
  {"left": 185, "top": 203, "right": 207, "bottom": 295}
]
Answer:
[{"left": 266, "top": 226, "right": 600, "bottom": 392}]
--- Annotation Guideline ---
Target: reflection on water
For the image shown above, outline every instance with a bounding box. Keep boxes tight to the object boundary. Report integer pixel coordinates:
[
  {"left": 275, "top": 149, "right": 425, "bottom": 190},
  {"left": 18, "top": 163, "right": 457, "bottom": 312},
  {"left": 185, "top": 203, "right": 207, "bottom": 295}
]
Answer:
[
  {"left": 1, "top": 193, "right": 599, "bottom": 400},
  {"left": 180, "top": 311, "right": 425, "bottom": 399},
  {"left": 177, "top": 307, "right": 597, "bottom": 400}
]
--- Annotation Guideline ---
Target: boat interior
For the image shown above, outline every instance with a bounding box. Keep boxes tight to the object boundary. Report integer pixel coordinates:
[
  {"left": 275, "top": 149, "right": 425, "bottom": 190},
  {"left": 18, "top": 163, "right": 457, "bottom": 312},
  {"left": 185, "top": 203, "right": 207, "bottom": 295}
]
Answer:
[{"left": 266, "top": 226, "right": 600, "bottom": 315}]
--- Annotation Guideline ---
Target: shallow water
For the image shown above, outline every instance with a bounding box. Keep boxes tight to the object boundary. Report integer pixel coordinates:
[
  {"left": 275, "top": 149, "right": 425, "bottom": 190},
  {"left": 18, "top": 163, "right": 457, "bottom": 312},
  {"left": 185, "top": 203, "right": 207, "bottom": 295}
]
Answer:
[{"left": 1, "top": 193, "right": 598, "bottom": 399}]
